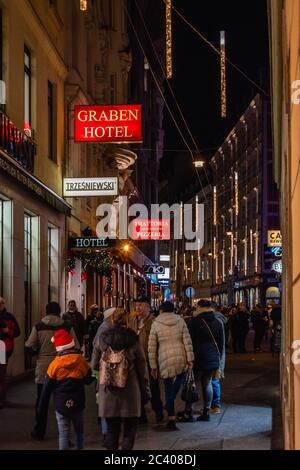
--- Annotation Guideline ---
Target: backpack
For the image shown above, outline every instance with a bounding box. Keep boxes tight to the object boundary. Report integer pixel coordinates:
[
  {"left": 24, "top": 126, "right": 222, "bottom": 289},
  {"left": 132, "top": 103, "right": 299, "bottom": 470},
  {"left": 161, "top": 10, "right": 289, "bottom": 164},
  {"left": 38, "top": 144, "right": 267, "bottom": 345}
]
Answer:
[{"left": 99, "top": 347, "right": 129, "bottom": 388}]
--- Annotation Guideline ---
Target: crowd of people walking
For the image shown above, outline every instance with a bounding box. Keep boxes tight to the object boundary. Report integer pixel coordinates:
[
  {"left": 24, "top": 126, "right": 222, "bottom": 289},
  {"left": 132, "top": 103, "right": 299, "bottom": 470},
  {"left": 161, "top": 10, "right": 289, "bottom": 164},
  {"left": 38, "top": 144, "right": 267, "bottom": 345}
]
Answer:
[{"left": 0, "top": 294, "right": 281, "bottom": 450}]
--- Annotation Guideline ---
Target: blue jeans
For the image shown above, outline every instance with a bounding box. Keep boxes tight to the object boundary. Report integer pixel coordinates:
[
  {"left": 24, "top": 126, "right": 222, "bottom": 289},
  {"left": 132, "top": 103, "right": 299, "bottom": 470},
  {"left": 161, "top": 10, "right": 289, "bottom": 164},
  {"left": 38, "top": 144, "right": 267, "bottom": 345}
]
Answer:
[
  {"left": 163, "top": 373, "right": 185, "bottom": 417},
  {"left": 211, "top": 378, "right": 221, "bottom": 408},
  {"left": 55, "top": 410, "right": 84, "bottom": 450}
]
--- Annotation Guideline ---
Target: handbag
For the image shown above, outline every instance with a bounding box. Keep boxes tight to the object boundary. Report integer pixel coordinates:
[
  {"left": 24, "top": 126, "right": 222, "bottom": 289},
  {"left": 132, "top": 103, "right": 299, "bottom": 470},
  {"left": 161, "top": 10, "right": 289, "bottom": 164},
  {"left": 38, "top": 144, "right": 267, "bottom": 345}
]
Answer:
[
  {"left": 201, "top": 319, "right": 222, "bottom": 379},
  {"left": 181, "top": 368, "right": 199, "bottom": 404}
]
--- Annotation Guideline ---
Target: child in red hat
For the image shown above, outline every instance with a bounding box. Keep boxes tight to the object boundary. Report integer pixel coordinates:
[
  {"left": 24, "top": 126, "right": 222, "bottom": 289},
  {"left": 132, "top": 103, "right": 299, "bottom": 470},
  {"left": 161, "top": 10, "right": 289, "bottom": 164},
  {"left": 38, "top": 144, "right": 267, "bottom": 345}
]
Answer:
[{"left": 38, "top": 329, "right": 94, "bottom": 450}]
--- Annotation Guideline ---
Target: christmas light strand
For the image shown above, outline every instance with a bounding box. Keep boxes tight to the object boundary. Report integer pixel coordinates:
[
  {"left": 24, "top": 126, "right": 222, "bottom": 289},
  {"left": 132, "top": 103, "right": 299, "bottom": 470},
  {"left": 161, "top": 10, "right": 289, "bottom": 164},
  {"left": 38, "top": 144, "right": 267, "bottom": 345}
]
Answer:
[
  {"left": 220, "top": 31, "right": 227, "bottom": 118},
  {"left": 166, "top": 0, "right": 172, "bottom": 79}
]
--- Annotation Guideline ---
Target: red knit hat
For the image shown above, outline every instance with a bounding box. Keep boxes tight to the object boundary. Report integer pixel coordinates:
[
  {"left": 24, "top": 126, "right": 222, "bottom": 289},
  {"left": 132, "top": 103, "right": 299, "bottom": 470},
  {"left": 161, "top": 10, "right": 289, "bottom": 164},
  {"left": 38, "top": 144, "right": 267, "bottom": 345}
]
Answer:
[{"left": 51, "top": 329, "right": 75, "bottom": 352}]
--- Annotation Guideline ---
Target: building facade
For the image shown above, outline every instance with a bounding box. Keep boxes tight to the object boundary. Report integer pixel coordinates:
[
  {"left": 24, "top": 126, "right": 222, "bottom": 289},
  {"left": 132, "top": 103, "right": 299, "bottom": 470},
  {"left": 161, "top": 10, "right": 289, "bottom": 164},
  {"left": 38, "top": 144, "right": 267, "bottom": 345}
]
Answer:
[
  {"left": 210, "top": 94, "right": 281, "bottom": 309},
  {"left": 0, "top": 0, "right": 70, "bottom": 376},
  {"left": 268, "top": 0, "right": 300, "bottom": 450}
]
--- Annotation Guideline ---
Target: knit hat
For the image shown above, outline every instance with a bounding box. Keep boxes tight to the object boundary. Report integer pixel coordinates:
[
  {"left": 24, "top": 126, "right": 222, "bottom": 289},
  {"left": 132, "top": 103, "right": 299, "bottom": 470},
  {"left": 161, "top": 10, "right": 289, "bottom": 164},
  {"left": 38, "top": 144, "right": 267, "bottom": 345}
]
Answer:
[
  {"left": 51, "top": 329, "right": 75, "bottom": 352},
  {"left": 104, "top": 307, "right": 116, "bottom": 320}
]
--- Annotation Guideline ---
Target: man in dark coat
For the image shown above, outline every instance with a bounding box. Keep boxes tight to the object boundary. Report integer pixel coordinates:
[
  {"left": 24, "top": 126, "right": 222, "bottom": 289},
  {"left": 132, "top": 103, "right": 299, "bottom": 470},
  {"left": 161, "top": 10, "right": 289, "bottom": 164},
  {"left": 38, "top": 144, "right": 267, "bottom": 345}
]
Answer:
[
  {"left": 62, "top": 300, "right": 85, "bottom": 348},
  {"left": 186, "top": 299, "right": 223, "bottom": 422},
  {"left": 251, "top": 304, "right": 267, "bottom": 352},
  {"left": 0, "top": 297, "right": 20, "bottom": 408},
  {"left": 236, "top": 303, "right": 250, "bottom": 353}
]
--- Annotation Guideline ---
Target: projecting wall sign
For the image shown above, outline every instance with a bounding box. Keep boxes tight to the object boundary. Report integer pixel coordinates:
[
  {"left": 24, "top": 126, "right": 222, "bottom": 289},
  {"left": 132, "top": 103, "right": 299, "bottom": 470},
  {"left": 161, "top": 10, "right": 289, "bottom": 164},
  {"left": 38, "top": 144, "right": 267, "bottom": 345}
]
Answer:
[
  {"left": 268, "top": 230, "right": 282, "bottom": 247},
  {"left": 64, "top": 178, "right": 118, "bottom": 197},
  {"left": 144, "top": 265, "right": 165, "bottom": 275},
  {"left": 74, "top": 104, "right": 142, "bottom": 143}
]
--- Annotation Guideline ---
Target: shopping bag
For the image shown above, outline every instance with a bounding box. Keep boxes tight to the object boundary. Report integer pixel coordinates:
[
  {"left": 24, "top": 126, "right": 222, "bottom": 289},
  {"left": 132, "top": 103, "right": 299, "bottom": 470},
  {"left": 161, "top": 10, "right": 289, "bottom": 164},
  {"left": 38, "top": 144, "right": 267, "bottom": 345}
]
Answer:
[{"left": 181, "top": 369, "right": 199, "bottom": 404}]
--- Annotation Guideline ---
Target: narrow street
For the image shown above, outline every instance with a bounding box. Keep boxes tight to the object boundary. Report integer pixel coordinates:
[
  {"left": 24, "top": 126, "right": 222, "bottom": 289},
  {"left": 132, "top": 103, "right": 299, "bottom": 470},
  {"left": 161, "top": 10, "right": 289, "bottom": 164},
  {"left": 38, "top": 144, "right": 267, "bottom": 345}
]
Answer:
[{"left": 0, "top": 346, "right": 281, "bottom": 451}]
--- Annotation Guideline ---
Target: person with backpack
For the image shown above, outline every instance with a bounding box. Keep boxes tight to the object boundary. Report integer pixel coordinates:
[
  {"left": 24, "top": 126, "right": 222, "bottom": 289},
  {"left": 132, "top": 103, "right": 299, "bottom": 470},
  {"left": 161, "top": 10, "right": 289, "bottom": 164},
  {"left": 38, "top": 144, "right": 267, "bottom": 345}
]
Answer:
[
  {"left": 148, "top": 301, "right": 194, "bottom": 430},
  {"left": 25, "top": 301, "right": 79, "bottom": 440},
  {"left": 0, "top": 297, "right": 21, "bottom": 409},
  {"left": 38, "top": 329, "right": 94, "bottom": 450},
  {"left": 92, "top": 307, "right": 150, "bottom": 450}
]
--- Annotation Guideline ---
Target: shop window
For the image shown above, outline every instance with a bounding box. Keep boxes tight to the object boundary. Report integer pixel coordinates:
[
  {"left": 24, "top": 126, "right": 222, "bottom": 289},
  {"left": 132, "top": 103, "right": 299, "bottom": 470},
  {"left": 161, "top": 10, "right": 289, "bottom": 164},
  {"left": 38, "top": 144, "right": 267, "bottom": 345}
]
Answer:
[{"left": 48, "top": 225, "right": 59, "bottom": 302}]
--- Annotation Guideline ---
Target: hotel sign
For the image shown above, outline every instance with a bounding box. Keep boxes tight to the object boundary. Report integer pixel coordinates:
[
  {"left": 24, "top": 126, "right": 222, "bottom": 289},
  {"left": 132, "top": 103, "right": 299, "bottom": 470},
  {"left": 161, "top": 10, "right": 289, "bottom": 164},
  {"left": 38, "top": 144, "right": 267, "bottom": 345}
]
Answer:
[
  {"left": 74, "top": 104, "right": 142, "bottom": 143},
  {"left": 69, "top": 237, "right": 115, "bottom": 249},
  {"left": 268, "top": 230, "right": 282, "bottom": 247},
  {"left": 64, "top": 177, "right": 118, "bottom": 197}
]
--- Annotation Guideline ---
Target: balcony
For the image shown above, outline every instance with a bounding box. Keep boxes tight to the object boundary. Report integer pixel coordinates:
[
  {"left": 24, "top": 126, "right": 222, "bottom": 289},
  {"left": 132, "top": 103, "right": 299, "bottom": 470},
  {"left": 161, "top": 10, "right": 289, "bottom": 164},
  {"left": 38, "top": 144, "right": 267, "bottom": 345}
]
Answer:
[{"left": 0, "top": 110, "right": 36, "bottom": 173}]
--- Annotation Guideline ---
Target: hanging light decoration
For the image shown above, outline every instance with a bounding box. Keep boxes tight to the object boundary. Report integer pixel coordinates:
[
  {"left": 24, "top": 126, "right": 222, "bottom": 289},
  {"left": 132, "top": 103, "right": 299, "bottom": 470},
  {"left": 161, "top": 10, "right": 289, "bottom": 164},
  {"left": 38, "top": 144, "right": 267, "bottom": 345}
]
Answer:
[
  {"left": 166, "top": 0, "right": 173, "bottom": 79},
  {"left": 213, "top": 186, "right": 217, "bottom": 226},
  {"left": 220, "top": 31, "right": 227, "bottom": 118},
  {"left": 80, "top": 0, "right": 87, "bottom": 11},
  {"left": 234, "top": 171, "right": 239, "bottom": 216}
]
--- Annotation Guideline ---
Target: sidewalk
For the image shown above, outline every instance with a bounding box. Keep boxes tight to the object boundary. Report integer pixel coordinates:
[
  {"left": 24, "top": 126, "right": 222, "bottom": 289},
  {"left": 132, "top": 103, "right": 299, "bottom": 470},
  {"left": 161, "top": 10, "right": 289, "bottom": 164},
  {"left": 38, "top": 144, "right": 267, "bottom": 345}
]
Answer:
[{"left": 0, "top": 346, "right": 281, "bottom": 451}]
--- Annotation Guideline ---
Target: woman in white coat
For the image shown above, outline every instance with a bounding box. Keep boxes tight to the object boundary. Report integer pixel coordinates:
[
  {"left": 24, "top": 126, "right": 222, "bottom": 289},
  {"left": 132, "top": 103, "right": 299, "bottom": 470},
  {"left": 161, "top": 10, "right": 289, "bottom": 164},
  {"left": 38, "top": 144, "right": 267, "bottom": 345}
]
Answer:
[{"left": 148, "top": 301, "right": 194, "bottom": 429}]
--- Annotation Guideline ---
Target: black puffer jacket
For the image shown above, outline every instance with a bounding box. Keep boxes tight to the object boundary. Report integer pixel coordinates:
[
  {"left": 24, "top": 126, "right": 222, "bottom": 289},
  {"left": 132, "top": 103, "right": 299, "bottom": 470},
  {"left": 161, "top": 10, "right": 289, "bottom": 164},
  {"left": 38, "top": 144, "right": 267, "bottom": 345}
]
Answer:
[{"left": 188, "top": 310, "right": 224, "bottom": 371}]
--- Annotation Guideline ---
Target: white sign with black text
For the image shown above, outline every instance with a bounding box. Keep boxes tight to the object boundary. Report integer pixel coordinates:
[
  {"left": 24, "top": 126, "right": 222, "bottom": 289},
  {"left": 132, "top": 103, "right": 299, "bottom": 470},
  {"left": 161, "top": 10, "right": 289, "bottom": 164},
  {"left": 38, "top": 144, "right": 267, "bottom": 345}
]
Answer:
[{"left": 63, "top": 177, "right": 118, "bottom": 197}]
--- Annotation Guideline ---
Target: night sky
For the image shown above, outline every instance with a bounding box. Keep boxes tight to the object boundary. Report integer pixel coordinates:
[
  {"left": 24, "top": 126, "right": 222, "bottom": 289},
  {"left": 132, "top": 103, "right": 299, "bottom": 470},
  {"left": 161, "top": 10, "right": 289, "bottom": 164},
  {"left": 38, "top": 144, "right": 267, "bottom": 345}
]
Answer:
[{"left": 158, "top": 0, "right": 270, "bottom": 198}]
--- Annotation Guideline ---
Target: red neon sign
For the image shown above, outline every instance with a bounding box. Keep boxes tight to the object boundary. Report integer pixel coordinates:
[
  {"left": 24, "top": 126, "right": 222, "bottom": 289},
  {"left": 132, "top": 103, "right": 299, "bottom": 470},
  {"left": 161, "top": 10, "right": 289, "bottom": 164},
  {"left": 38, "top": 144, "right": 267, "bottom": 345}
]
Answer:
[
  {"left": 74, "top": 104, "right": 142, "bottom": 143},
  {"left": 132, "top": 219, "right": 170, "bottom": 240}
]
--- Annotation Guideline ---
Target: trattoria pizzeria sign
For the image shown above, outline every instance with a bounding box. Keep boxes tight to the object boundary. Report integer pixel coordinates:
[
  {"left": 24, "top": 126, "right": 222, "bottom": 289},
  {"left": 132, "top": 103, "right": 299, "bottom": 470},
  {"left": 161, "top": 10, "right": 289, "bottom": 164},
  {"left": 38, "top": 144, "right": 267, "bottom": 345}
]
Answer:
[{"left": 74, "top": 104, "right": 142, "bottom": 143}]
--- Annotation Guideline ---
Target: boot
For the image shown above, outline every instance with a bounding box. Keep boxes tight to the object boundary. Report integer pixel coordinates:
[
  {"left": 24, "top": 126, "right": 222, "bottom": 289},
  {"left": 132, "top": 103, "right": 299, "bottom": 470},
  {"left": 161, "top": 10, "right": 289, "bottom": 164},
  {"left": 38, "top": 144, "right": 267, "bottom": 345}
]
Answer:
[
  {"left": 197, "top": 408, "right": 210, "bottom": 422},
  {"left": 166, "top": 417, "right": 178, "bottom": 430}
]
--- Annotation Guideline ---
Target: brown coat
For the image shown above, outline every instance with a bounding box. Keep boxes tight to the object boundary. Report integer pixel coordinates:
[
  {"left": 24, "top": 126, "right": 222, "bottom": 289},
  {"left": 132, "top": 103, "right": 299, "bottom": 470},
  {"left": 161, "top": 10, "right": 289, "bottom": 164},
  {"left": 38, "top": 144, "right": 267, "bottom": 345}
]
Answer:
[
  {"left": 93, "top": 325, "right": 151, "bottom": 418},
  {"left": 129, "top": 313, "right": 155, "bottom": 359}
]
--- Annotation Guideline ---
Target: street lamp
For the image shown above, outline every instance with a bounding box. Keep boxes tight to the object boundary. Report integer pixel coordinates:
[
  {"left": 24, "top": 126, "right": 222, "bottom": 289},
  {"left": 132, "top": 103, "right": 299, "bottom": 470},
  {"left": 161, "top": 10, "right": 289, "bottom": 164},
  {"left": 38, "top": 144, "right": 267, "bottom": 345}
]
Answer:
[{"left": 193, "top": 160, "right": 205, "bottom": 168}]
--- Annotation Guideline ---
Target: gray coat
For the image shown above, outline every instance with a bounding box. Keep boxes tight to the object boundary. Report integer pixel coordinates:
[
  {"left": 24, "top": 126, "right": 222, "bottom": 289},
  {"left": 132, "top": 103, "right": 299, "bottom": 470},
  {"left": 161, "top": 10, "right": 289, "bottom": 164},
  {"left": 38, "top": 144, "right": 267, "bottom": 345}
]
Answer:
[
  {"left": 92, "top": 325, "right": 151, "bottom": 418},
  {"left": 214, "top": 312, "right": 227, "bottom": 378}
]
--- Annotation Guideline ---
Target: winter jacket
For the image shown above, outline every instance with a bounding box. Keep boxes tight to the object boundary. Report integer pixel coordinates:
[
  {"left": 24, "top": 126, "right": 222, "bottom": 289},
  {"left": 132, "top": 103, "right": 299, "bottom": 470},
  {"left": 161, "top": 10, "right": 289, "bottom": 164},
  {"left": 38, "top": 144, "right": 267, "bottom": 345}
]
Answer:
[
  {"left": 94, "top": 325, "right": 151, "bottom": 418},
  {"left": 25, "top": 315, "right": 80, "bottom": 384},
  {"left": 38, "top": 349, "right": 93, "bottom": 417},
  {"left": 148, "top": 312, "right": 194, "bottom": 379},
  {"left": 214, "top": 311, "right": 227, "bottom": 377},
  {"left": 61, "top": 310, "right": 86, "bottom": 347},
  {"left": 0, "top": 309, "right": 20, "bottom": 360},
  {"left": 236, "top": 307, "right": 250, "bottom": 334},
  {"left": 251, "top": 308, "right": 267, "bottom": 333},
  {"left": 188, "top": 309, "right": 224, "bottom": 371},
  {"left": 90, "top": 319, "right": 112, "bottom": 369},
  {"left": 129, "top": 313, "right": 155, "bottom": 360}
]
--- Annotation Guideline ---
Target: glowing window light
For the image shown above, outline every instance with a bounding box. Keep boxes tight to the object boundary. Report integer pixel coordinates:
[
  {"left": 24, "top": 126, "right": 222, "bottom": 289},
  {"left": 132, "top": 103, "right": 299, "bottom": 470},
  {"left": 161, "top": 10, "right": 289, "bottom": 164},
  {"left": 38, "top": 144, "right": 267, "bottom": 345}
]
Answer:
[
  {"left": 220, "top": 31, "right": 227, "bottom": 118},
  {"left": 80, "top": 0, "right": 87, "bottom": 11},
  {"left": 166, "top": 0, "right": 172, "bottom": 79},
  {"left": 234, "top": 172, "right": 239, "bottom": 216},
  {"left": 213, "top": 187, "right": 217, "bottom": 226}
]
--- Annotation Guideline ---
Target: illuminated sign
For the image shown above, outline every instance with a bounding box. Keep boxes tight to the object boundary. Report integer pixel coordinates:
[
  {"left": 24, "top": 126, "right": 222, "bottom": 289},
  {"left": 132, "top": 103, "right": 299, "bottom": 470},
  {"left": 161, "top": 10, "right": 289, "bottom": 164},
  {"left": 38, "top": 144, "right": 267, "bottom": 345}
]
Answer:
[
  {"left": 69, "top": 237, "right": 115, "bottom": 249},
  {"left": 132, "top": 219, "right": 170, "bottom": 240},
  {"left": 158, "top": 268, "right": 170, "bottom": 280},
  {"left": 272, "top": 260, "right": 282, "bottom": 274},
  {"left": 64, "top": 177, "right": 118, "bottom": 197},
  {"left": 160, "top": 255, "right": 170, "bottom": 262},
  {"left": 144, "top": 265, "right": 165, "bottom": 275},
  {"left": 268, "top": 230, "right": 282, "bottom": 247},
  {"left": 74, "top": 105, "right": 142, "bottom": 143},
  {"left": 271, "top": 247, "right": 282, "bottom": 257}
]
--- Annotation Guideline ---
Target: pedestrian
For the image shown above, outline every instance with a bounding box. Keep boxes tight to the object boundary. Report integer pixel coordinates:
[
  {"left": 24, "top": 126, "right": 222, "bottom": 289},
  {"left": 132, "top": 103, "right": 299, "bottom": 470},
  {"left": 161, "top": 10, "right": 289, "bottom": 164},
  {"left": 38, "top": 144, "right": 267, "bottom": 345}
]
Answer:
[
  {"left": 92, "top": 307, "right": 151, "bottom": 450},
  {"left": 25, "top": 301, "right": 79, "bottom": 440},
  {"left": 0, "top": 297, "right": 20, "bottom": 409},
  {"left": 38, "top": 329, "right": 94, "bottom": 450},
  {"left": 228, "top": 306, "right": 239, "bottom": 353},
  {"left": 236, "top": 302, "right": 250, "bottom": 353},
  {"left": 185, "top": 299, "right": 224, "bottom": 422},
  {"left": 88, "top": 308, "right": 104, "bottom": 360},
  {"left": 129, "top": 297, "right": 164, "bottom": 424},
  {"left": 270, "top": 304, "right": 282, "bottom": 352},
  {"left": 85, "top": 304, "right": 99, "bottom": 360},
  {"left": 210, "top": 303, "right": 227, "bottom": 414},
  {"left": 148, "top": 301, "right": 194, "bottom": 430},
  {"left": 251, "top": 304, "right": 268, "bottom": 352},
  {"left": 61, "top": 300, "right": 86, "bottom": 348},
  {"left": 91, "top": 307, "right": 117, "bottom": 448}
]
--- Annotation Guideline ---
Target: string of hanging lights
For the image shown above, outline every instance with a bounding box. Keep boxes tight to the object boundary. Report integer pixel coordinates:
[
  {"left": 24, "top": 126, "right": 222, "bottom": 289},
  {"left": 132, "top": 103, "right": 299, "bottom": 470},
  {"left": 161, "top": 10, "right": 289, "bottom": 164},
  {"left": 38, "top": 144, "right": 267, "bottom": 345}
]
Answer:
[
  {"left": 220, "top": 31, "right": 227, "bottom": 118},
  {"left": 166, "top": 0, "right": 172, "bottom": 79}
]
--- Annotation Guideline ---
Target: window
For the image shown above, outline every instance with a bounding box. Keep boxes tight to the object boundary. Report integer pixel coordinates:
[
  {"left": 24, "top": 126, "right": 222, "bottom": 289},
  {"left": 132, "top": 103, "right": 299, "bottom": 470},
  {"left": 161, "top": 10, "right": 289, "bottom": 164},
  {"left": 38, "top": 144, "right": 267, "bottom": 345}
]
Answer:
[
  {"left": 48, "top": 225, "right": 59, "bottom": 302},
  {"left": 0, "top": 197, "right": 11, "bottom": 297},
  {"left": 48, "top": 81, "right": 57, "bottom": 161},
  {"left": 24, "top": 46, "right": 31, "bottom": 125},
  {"left": 110, "top": 74, "right": 117, "bottom": 104},
  {"left": 24, "top": 213, "right": 32, "bottom": 368}
]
